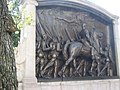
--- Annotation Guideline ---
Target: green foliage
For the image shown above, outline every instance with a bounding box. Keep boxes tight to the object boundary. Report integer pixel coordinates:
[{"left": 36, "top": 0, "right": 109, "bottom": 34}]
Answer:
[
  {"left": 8, "top": 0, "right": 33, "bottom": 47},
  {"left": 8, "top": 0, "right": 34, "bottom": 47},
  {"left": 8, "top": 0, "right": 21, "bottom": 47},
  {"left": 24, "top": 14, "right": 33, "bottom": 25}
]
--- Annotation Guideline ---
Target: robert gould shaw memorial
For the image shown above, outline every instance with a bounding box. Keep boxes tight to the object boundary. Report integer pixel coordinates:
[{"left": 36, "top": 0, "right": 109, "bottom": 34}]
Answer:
[{"left": 35, "top": 0, "right": 117, "bottom": 82}]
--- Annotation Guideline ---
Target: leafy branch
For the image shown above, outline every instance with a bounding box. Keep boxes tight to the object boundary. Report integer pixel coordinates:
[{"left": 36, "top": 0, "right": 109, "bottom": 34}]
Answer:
[{"left": 8, "top": 0, "right": 33, "bottom": 47}]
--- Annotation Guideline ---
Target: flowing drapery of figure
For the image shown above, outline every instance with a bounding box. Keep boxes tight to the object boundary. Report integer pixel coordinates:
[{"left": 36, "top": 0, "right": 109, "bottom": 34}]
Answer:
[{"left": 0, "top": 0, "right": 18, "bottom": 90}]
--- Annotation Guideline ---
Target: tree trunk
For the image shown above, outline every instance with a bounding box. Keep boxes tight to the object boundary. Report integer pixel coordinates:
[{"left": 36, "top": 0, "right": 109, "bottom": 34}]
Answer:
[{"left": 0, "top": 0, "right": 18, "bottom": 90}]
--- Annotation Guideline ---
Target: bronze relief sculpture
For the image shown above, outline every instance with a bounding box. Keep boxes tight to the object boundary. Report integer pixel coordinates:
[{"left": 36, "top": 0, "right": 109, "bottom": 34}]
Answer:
[{"left": 36, "top": 5, "right": 116, "bottom": 81}]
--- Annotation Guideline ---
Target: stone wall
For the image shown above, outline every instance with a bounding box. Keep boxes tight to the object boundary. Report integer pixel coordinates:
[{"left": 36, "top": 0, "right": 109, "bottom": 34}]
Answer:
[
  {"left": 18, "top": 79, "right": 120, "bottom": 90},
  {"left": 15, "top": 0, "right": 120, "bottom": 90},
  {"left": 38, "top": 79, "right": 120, "bottom": 90}
]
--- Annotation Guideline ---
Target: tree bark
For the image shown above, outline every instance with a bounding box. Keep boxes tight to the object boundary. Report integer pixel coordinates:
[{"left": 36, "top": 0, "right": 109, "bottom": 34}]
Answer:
[{"left": 0, "top": 0, "right": 18, "bottom": 90}]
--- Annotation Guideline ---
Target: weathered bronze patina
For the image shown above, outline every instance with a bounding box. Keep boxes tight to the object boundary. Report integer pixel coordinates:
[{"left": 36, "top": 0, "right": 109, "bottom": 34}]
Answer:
[{"left": 36, "top": 1, "right": 117, "bottom": 81}]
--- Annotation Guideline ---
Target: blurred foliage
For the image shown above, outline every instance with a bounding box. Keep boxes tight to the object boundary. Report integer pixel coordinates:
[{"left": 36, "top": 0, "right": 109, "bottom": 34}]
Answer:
[
  {"left": 8, "top": 0, "right": 21, "bottom": 47},
  {"left": 8, "top": 0, "right": 33, "bottom": 47}
]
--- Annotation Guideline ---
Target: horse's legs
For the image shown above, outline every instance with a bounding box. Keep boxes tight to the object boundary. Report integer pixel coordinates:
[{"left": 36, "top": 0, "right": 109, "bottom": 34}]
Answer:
[
  {"left": 69, "top": 59, "right": 77, "bottom": 76},
  {"left": 75, "top": 60, "right": 84, "bottom": 76},
  {"left": 73, "top": 59, "right": 77, "bottom": 70},
  {"left": 62, "top": 56, "right": 73, "bottom": 73},
  {"left": 70, "top": 63, "right": 73, "bottom": 77}
]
